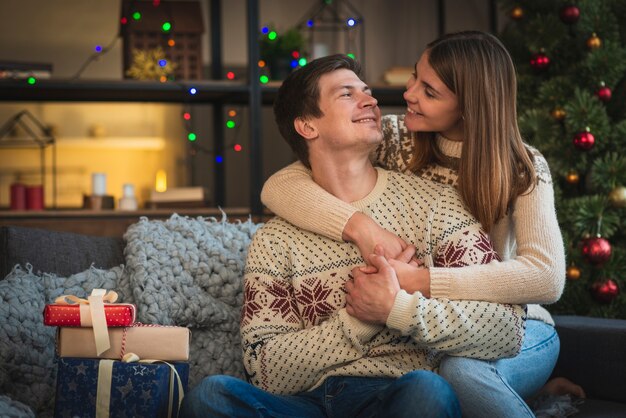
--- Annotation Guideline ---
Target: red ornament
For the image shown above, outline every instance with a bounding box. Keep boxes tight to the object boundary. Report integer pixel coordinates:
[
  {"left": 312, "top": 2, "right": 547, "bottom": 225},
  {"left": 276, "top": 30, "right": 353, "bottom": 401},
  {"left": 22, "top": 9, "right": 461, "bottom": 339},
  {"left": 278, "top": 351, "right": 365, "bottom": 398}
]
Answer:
[
  {"left": 530, "top": 52, "right": 550, "bottom": 71},
  {"left": 591, "top": 278, "right": 619, "bottom": 303},
  {"left": 560, "top": 4, "right": 580, "bottom": 24},
  {"left": 573, "top": 129, "right": 595, "bottom": 151},
  {"left": 596, "top": 84, "right": 612, "bottom": 102},
  {"left": 581, "top": 237, "right": 612, "bottom": 265}
]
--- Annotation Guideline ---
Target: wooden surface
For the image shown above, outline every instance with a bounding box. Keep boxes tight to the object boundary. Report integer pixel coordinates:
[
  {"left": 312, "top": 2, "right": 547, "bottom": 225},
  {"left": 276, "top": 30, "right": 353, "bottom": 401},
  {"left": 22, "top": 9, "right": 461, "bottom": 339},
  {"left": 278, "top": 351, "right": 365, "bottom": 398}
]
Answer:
[{"left": 0, "top": 207, "right": 272, "bottom": 237}]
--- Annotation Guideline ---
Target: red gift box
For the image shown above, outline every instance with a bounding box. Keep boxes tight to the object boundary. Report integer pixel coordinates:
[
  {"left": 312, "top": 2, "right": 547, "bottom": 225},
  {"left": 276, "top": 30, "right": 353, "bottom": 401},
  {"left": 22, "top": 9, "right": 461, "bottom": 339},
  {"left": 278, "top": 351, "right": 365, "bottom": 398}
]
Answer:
[{"left": 44, "top": 303, "right": 136, "bottom": 327}]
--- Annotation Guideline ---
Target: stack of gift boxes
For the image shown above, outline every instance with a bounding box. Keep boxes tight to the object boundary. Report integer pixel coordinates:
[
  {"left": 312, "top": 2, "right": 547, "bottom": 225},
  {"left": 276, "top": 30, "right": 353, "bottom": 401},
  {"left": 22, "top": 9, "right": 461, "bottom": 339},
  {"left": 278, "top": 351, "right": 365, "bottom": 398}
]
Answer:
[{"left": 43, "top": 289, "right": 191, "bottom": 418}]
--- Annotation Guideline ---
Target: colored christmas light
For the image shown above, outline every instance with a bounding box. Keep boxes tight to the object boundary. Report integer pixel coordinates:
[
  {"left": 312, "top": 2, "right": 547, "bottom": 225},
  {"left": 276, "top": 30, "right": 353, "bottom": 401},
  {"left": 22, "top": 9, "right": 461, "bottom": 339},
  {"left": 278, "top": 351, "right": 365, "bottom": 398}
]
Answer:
[
  {"left": 183, "top": 112, "right": 191, "bottom": 120},
  {"left": 95, "top": 45, "right": 102, "bottom": 53},
  {"left": 162, "top": 22, "right": 172, "bottom": 32},
  {"left": 153, "top": 0, "right": 161, "bottom": 6},
  {"left": 307, "top": 20, "right": 314, "bottom": 27},
  {"left": 261, "top": 27, "right": 269, "bottom": 34},
  {"left": 226, "top": 71, "right": 235, "bottom": 80},
  {"left": 298, "top": 58, "right": 307, "bottom": 66},
  {"left": 168, "top": 39, "right": 175, "bottom": 47},
  {"left": 132, "top": 12, "right": 141, "bottom": 20},
  {"left": 347, "top": 53, "right": 355, "bottom": 59},
  {"left": 121, "top": 17, "right": 128, "bottom": 25},
  {"left": 159, "top": 75, "right": 167, "bottom": 83},
  {"left": 292, "top": 51, "right": 300, "bottom": 58},
  {"left": 189, "top": 87, "right": 197, "bottom": 95},
  {"left": 215, "top": 155, "right": 224, "bottom": 163},
  {"left": 290, "top": 60, "right": 299, "bottom": 68},
  {"left": 346, "top": 18, "right": 356, "bottom": 26},
  {"left": 158, "top": 59, "right": 167, "bottom": 67},
  {"left": 27, "top": 77, "right": 36, "bottom": 85},
  {"left": 268, "top": 31, "right": 277, "bottom": 40},
  {"left": 228, "top": 110, "right": 237, "bottom": 117},
  {"left": 260, "top": 75, "right": 269, "bottom": 84},
  {"left": 188, "top": 132, "right": 197, "bottom": 141},
  {"left": 226, "top": 120, "right": 236, "bottom": 128},
  {"left": 258, "top": 60, "right": 266, "bottom": 68},
  {"left": 234, "top": 144, "right": 242, "bottom": 152}
]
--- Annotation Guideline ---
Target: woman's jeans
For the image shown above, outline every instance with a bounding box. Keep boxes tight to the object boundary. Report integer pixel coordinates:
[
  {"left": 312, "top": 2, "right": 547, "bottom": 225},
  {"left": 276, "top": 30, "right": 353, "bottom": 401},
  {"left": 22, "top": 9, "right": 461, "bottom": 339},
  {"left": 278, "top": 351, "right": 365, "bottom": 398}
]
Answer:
[
  {"left": 439, "top": 319, "right": 560, "bottom": 418},
  {"left": 180, "top": 370, "right": 461, "bottom": 418}
]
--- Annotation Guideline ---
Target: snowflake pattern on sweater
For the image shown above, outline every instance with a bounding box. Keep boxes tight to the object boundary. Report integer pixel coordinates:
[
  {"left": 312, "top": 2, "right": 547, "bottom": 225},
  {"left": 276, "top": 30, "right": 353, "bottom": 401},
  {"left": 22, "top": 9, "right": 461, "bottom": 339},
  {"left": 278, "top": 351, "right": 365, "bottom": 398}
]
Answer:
[{"left": 242, "top": 169, "right": 525, "bottom": 395}]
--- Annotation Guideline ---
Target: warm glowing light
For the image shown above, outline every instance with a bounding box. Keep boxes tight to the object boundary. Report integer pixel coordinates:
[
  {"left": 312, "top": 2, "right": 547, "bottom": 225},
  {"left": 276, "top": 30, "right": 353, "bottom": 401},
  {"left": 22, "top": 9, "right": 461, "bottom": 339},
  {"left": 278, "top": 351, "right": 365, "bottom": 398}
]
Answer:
[
  {"left": 234, "top": 144, "right": 242, "bottom": 152},
  {"left": 159, "top": 75, "right": 167, "bottom": 82},
  {"left": 155, "top": 169, "right": 167, "bottom": 192},
  {"left": 183, "top": 112, "right": 191, "bottom": 120},
  {"left": 258, "top": 60, "right": 266, "bottom": 68},
  {"left": 168, "top": 39, "right": 175, "bottom": 47},
  {"left": 228, "top": 110, "right": 237, "bottom": 117},
  {"left": 226, "top": 71, "right": 235, "bottom": 80}
]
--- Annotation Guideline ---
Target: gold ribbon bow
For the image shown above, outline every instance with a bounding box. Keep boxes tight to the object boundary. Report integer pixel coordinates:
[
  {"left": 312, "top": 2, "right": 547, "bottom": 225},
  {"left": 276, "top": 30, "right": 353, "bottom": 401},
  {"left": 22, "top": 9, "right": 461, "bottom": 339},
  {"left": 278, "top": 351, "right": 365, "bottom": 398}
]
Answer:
[
  {"left": 95, "top": 353, "right": 185, "bottom": 418},
  {"left": 54, "top": 289, "right": 118, "bottom": 355}
]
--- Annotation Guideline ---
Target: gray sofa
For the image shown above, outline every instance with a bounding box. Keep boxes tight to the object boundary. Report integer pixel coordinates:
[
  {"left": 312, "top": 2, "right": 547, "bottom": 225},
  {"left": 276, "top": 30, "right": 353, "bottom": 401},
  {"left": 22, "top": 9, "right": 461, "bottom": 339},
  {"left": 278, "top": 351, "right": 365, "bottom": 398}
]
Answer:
[{"left": 1, "top": 224, "right": 626, "bottom": 417}]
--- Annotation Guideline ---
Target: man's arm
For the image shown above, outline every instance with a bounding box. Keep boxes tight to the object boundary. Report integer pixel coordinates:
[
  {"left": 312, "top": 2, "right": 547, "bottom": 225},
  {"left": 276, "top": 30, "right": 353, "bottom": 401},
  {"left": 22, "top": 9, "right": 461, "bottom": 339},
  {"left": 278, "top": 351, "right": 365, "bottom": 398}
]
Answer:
[{"left": 241, "top": 231, "right": 382, "bottom": 395}]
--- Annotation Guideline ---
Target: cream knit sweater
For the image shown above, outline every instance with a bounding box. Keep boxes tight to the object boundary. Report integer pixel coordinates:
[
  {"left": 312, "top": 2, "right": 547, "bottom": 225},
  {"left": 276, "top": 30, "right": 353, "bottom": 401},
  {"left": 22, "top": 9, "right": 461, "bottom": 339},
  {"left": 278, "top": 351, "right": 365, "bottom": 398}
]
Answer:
[
  {"left": 261, "top": 114, "right": 565, "bottom": 325},
  {"left": 244, "top": 169, "right": 526, "bottom": 395}
]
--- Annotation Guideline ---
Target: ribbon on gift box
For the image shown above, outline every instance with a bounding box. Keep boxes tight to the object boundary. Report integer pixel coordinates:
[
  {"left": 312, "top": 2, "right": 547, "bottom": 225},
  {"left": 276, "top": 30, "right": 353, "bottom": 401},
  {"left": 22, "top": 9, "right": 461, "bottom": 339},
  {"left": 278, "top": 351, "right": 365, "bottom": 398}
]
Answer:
[
  {"left": 54, "top": 289, "right": 118, "bottom": 355},
  {"left": 95, "top": 353, "right": 185, "bottom": 418}
]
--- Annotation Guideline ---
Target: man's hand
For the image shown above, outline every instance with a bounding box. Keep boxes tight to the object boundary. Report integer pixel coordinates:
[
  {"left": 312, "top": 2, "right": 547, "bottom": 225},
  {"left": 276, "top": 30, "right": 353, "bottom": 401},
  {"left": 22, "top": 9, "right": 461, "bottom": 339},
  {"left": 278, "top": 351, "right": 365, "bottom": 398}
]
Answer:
[
  {"left": 345, "top": 253, "right": 400, "bottom": 324},
  {"left": 343, "top": 212, "right": 409, "bottom": 261}
]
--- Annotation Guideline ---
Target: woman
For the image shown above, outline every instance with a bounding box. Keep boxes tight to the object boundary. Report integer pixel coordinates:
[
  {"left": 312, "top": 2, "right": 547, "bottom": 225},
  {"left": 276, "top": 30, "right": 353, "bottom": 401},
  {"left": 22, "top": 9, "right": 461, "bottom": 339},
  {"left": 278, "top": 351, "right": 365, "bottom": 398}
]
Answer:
[{"left": 261, "top": 31, "right": 582, "bottom": 417}]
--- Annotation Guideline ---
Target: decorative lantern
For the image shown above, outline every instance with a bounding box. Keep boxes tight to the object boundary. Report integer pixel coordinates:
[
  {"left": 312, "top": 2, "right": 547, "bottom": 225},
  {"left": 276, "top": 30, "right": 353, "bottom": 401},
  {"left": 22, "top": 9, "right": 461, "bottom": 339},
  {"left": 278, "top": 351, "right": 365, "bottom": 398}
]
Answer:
[{"left": 297, "top": 0, "right": 365, "bottom": 75}]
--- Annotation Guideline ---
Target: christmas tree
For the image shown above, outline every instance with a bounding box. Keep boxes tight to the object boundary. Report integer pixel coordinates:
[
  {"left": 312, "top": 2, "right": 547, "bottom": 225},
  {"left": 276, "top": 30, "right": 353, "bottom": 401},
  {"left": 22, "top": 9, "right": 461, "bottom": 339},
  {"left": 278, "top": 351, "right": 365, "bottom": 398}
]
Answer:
[{"left": 497, "top": 0, "right": 626, "bottom": 318}]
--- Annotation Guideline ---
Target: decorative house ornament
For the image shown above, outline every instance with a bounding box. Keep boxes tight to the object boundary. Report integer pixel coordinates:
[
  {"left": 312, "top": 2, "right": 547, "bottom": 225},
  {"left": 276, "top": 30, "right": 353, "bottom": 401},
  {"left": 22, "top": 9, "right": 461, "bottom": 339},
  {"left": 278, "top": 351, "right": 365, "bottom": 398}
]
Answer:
[
  {"left": 120, "top": 0, "right": 204, "bottom": 80},
  {"left": 296, "top": 0, "right": 365, "bottom": 75}
]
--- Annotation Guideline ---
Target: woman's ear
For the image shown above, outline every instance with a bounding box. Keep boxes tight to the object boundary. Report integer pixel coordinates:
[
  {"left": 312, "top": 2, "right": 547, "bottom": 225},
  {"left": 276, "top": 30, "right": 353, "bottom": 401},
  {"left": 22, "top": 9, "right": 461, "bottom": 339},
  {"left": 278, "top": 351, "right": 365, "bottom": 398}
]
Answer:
[{"left": 294, "top": 117, "right": 318, "bottom": 140}]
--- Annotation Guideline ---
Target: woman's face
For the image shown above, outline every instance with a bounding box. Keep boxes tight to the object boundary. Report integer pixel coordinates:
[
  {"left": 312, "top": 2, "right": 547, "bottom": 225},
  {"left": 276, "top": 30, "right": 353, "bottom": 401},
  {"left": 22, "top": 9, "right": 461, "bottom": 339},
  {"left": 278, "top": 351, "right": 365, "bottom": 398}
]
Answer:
[{"left": 403, "top": 51, "right": 464, "bottom": 141}]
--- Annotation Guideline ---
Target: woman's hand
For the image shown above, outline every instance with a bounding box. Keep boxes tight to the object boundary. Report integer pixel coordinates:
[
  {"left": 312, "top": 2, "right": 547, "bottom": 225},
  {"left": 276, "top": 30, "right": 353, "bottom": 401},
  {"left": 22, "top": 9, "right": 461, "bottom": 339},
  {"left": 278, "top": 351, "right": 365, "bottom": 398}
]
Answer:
[
  {"left": 343, "top": 212, "right": 409, "bottom": 260},
  {"left": 359, "top": 245, "right": 431, "bottom": 297}
]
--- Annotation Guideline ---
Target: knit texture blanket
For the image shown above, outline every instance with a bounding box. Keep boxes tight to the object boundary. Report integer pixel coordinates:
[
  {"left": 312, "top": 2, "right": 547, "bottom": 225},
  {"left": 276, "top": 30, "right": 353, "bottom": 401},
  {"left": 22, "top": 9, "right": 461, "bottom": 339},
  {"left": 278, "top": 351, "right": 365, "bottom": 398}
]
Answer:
[{"left": 0, "top": 214, "right": 260, "bottom": 417}]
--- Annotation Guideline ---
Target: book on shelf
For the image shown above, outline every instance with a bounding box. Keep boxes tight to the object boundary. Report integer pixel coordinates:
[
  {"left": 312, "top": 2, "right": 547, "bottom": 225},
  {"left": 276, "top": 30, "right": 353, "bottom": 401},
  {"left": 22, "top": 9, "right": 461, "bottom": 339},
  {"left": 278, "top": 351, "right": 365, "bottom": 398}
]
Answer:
[
  {"left": 148, "top": 187, "right": 210, "bottom": 208},
  {"left": 0, "top": 60, "right": 53, "bottom": 79}
]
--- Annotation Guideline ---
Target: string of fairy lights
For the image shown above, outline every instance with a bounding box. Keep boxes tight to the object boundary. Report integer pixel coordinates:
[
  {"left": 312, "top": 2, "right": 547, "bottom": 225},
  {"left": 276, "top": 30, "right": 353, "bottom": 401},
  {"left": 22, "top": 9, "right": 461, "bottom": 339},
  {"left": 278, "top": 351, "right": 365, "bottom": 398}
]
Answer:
[{"left": 22, "top": 0, "right": 362, "bottom": 166}]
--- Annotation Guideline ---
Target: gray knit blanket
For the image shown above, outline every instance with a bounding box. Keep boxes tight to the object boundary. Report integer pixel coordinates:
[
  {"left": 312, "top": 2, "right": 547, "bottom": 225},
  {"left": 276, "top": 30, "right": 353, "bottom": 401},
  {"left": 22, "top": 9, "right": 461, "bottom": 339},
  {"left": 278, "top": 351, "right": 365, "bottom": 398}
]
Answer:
[{"left": 0, "top": 214, "right": 261, "bottom": 417}]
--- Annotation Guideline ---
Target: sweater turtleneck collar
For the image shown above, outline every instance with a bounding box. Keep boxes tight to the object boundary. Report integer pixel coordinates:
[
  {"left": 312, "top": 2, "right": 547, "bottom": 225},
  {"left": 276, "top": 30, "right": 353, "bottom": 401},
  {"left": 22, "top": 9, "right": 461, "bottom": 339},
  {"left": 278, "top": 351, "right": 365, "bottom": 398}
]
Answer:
[{"left": 436, "top": 134, "right": 463, "bottom": 159}]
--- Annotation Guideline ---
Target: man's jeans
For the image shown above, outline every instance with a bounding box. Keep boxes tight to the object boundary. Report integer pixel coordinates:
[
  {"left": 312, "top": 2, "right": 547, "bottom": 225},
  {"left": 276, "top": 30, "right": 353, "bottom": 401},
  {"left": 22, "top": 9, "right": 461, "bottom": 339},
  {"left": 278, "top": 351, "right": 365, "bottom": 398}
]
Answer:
[
  {"left": 439, "top": 319, "right": 560, "bottom": 418},
  {"left": 180, "top": 370, "right": 461, "bottom": 418}
]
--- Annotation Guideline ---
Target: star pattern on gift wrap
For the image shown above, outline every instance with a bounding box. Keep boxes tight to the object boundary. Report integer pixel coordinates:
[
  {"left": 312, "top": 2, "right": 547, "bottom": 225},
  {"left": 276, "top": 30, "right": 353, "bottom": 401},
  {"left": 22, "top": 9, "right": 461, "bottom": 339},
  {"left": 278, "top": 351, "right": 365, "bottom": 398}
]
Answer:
[
  {"left": 67, "top": 380, "right": 78, "bottom": 392},
  {"left": 117, "top": 378, "right": 134, "bottom": 398},
  {"left": 76, "top": 362, "right": 87, "bottom": 375},
  {"left": 133, "top": 364, "right": 148, "bottom": 376},
  {"left": 141, "top": 388, "right": 152, "bottom": 402}
]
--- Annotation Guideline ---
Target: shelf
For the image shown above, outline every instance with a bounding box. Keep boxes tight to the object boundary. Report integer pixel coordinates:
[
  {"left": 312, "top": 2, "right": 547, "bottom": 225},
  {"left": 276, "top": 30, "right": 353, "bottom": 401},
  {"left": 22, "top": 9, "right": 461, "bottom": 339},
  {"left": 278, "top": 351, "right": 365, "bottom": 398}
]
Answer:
[
  {"left": 0, "top": 78, "right": 407, "bottom": 106},
  {"left": 56, "top": 137, "right": 165, "bottom": 150}
]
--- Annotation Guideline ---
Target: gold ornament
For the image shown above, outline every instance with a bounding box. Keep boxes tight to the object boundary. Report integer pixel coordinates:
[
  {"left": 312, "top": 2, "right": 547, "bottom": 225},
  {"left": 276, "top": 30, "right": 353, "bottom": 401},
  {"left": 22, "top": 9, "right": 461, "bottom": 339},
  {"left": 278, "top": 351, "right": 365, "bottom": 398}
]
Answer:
[
  {"left": 608, "top": 186, "right": 626, "bottom": 208},
  {"left": 565, "top": 170, "right": 580, "bottom": 184},
  {"left": 587, "top": 33, "right": 602, "bottom": 50},
  {"left": 550, "top": 107, "right": 566, "bottom": 121},
  {"left": 510, "top": 6, "right": 524, "bottom": 20},
  {"left": 126, "top": 47, "right": 178, "bottom": 81},
  {"left": 566, "top": 265, "right": 581, "bottom": 281}
]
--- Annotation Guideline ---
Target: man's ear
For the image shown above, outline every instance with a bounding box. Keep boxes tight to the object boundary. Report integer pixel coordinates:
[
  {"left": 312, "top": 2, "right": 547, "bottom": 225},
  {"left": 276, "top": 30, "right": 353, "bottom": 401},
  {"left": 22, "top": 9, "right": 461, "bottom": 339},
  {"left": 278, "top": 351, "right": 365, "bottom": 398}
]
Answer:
[{"left": 294, "top": 117, "right": 318, "bottom": 140}]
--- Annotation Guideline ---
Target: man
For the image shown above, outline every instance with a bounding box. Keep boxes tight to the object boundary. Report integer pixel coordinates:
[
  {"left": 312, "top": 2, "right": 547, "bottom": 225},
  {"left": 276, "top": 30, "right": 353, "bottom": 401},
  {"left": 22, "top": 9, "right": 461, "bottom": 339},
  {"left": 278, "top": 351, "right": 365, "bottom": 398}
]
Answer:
[{"left": 181, "top": 55, "right": 525, "bottom": 418}]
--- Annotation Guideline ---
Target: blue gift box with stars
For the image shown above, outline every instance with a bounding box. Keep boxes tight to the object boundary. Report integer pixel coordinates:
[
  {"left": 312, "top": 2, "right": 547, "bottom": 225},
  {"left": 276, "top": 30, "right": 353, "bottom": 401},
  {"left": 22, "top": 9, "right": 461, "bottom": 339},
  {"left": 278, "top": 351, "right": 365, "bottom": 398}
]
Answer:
[{"left": 54, "top": 357, "right": 189, "bottom": 418}]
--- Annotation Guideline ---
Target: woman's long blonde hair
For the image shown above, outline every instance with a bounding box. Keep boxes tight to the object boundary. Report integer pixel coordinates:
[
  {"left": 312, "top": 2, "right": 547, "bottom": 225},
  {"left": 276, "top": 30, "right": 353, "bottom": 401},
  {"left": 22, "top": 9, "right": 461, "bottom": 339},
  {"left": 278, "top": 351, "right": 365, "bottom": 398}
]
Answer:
[{"left": 409, "top": 31, "right": 536, "bottom": 233}]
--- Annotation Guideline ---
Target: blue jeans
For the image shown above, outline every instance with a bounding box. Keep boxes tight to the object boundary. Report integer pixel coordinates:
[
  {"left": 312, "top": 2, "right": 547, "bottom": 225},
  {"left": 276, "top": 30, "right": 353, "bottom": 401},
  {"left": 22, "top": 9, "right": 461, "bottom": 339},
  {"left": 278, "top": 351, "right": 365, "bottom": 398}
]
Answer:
[
  {"left": 439, "top": 319, "right": 560, "bottom": 418},
  {"left": 180, "top": 370, "right": 461, "bottom": 418}
]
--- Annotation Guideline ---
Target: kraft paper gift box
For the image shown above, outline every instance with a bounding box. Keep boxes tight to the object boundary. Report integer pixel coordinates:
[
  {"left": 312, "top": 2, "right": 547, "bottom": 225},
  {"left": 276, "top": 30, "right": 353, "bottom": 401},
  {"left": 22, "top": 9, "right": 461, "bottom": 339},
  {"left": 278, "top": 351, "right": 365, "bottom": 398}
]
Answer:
[
  {"left": 57, "top": 325, "right": 190, "bottom": 361},
  {"left": 44, "top": 303, "right": 136, "bottom": 327},
  {"left": 54, "top": 357, "right": 188, "bottom": 418}
]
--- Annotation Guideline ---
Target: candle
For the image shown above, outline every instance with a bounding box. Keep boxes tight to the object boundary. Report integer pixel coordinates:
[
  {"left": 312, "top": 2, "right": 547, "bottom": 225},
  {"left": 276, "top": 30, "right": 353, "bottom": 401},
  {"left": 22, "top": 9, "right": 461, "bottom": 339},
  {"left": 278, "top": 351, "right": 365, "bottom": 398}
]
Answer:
[
  {"left": 26, "top": 185, "right": 44, "bottom": 210},
  {"left": 92, "top": 173, "right": 107, "bottom": 196},
  {"left": 10, "top": 183, "right": 27, "bottom": 210}
]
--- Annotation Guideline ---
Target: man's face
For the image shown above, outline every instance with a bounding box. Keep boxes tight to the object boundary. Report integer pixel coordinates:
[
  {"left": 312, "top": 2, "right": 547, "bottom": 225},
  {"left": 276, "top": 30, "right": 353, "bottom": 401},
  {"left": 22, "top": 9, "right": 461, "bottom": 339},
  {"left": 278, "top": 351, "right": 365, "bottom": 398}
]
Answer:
[{"left": 310, "top": 69, "right": 382, "bottom": 151}]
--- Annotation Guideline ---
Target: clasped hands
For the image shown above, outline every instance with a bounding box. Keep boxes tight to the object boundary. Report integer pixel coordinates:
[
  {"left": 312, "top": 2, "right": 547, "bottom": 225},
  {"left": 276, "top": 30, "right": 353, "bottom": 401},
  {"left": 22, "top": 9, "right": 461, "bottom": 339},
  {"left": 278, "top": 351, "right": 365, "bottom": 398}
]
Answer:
[{"left": 345, "top": 243, "right": 430, "bottom": 325}]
